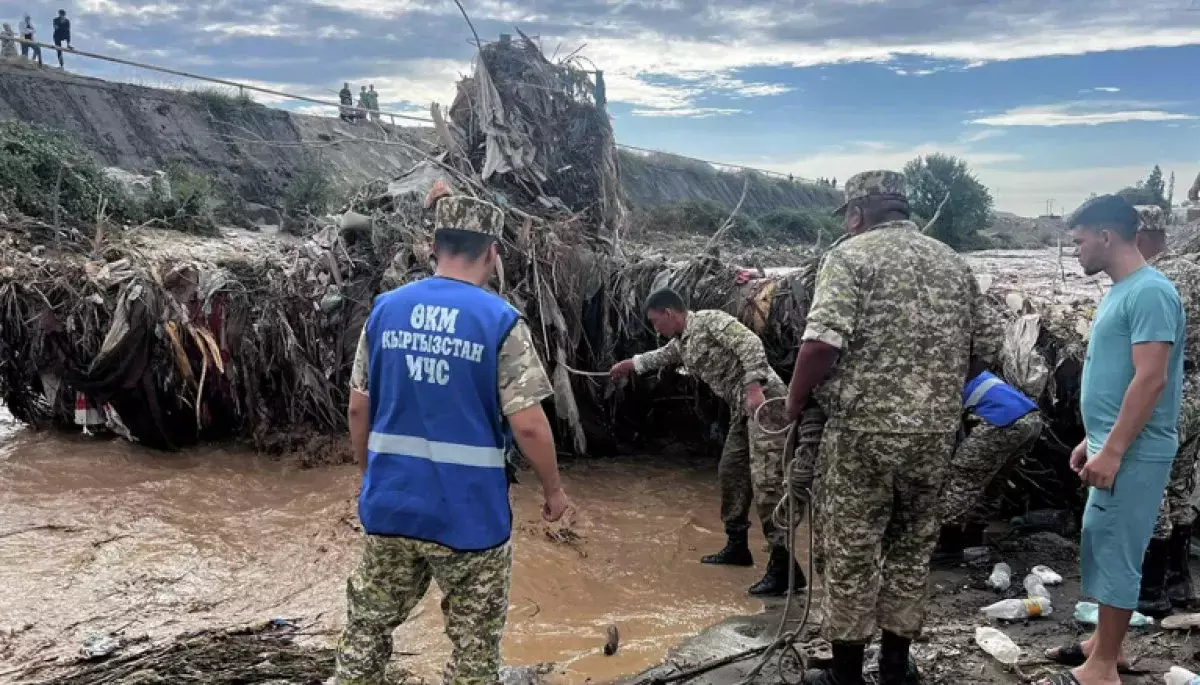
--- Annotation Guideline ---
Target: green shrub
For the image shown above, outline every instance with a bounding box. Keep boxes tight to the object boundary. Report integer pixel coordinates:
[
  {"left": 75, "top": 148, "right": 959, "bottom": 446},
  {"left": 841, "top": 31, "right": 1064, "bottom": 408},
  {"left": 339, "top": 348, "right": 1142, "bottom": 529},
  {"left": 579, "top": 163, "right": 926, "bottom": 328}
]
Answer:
[
  {"left": 0, "top": 120, "right": 130, "bottom": 225},
  {"left": 284, "top": 163, "right": 339, "bottom": 223},
  {"left": 140, "top": 164, "right": 218, "bottom": 235},
  {"left": 191, "top": 87, "right": 255, "bottom": 121},
  {"left": 757, "top": 207, "right": 843, "bottom": 244},
  {"left": 635, "top": 199, "right": 763, "bottom": 242}
]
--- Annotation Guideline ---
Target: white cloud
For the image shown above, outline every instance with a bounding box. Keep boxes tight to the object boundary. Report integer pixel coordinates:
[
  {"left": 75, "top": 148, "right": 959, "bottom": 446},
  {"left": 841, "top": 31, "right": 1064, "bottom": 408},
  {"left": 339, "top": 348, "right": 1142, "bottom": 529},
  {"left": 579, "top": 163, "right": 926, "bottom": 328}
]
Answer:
[
  {"left": 630, "top": 107, "right": 742, "bottom": 118},
  {"left": 1080, "top": 86, "right": 1122, "bottom": 93},
  {"left": 979, "top": 163, "right": 1191, "bottom": 216},
  {"left": 971, "top": 102, "right": 1197, "bottom": 127},
  {"left": 961, "top": 129, "right": 1005, "bottom": 143},
  {"left": 78, "top": 0, "right": 184, "bottom": 20}
]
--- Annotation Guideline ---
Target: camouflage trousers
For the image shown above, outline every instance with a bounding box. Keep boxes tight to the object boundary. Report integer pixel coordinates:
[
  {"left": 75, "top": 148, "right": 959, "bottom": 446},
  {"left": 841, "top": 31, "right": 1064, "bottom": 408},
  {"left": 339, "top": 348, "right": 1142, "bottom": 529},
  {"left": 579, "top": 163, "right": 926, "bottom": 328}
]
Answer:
[
  {"left": 335, "top": 535, "right": 512, "bottom": 685},
  {"left": 1153, "top": 429, "right": 1200, "bottom": 540},
  {"left": 939, "top": 412, "right": 1043, "bottom": 526},
  {"left": 719, "top": 394, "right": 810, "bottom": 548},
  {"left": 818, "top": 428, "right": 956, "bottom": 642}
]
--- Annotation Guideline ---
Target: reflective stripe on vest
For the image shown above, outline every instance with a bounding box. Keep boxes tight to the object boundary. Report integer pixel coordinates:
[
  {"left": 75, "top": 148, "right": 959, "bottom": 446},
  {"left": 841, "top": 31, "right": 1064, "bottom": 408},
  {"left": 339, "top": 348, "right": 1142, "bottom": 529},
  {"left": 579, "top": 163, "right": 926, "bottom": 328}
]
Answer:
[
  {"left": 367, "top": 431, "right": 505, "bottom": 469},
  {"left": 964, "top": 375, "right": 1004, "bottom": 409}
]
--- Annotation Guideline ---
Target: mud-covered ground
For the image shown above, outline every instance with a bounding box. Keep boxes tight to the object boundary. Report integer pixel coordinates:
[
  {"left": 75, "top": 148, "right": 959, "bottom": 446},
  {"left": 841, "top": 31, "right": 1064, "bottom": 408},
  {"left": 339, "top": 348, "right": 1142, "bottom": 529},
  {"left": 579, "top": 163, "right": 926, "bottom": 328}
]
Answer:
[{"left": 628, "top": 529, "right": 1200, "bottom": 685}]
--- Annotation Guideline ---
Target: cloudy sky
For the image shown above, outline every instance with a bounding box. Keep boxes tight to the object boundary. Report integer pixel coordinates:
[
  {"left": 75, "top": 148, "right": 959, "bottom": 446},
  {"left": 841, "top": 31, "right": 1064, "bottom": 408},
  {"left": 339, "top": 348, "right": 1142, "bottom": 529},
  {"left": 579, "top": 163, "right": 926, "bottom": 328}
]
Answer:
[{"left": 17, "top": 0, "right": 1200, "bottom": 215}]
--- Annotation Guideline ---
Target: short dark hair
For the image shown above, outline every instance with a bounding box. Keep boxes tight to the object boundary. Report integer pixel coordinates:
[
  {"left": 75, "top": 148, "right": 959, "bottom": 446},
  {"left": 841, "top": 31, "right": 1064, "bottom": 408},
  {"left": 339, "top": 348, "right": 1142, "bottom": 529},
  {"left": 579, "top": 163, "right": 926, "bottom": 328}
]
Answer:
[
  {"left": 1068, "top": 195, "right": 1139, "bottom": 241},
  {"left": 433, "top": 228, "right": 495, "bottom": 260},
  {"left": 848, "top": 195, "right": 910, "bottom": 225},
  {"left": 645, "top": 288, "right": 687, "bottom": 314}
]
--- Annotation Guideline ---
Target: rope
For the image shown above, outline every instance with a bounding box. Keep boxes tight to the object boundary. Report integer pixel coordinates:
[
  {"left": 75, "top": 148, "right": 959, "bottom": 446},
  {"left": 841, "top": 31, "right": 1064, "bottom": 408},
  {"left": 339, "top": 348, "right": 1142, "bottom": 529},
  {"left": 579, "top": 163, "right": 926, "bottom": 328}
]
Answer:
[
  {"left": 647, "top": 415, "right": 820, "bottom": 685},
  {"left": 559, "top": 363, "right": 611, "bottom": 378}
]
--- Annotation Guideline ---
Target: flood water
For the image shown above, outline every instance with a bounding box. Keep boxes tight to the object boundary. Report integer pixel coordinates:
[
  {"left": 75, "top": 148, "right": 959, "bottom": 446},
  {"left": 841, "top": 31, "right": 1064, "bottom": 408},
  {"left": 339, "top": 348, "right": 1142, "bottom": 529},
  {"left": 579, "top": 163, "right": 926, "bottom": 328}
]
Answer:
[{"left": 0, "top": 425, "right": 786, "bottom": 683}]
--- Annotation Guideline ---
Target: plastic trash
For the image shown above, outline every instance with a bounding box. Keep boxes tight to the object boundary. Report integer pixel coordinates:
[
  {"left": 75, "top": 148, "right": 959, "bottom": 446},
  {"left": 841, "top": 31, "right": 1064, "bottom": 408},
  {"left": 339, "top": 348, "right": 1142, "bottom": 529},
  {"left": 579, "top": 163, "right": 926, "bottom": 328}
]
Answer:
[
  {"left": 987, "top": 562, "right": 1012, "bottom": 591},
  {"left": 81, "top": 633, "right": 121, "bottom": 659},
  {"left": 1030, "top": 565, "right": 1063, "bottom": 586},
  {"left": 974, "top": 626, "right": 1020, "bottom": 665},
  {"left": 981, "top": 596, "right": 1052, "bottom": 620},
  {"left": 1165, "top": 666, "right": 1200, "bottom": 685},
  {"left": 963, "top": 546, "right": 992, "bottom": 564},
  {"left": 1023, "top": 574, "right": 1052, "bottom": 600},
  {"left": 1074, "top": 601, "right": 1154, "bottom": 627}
]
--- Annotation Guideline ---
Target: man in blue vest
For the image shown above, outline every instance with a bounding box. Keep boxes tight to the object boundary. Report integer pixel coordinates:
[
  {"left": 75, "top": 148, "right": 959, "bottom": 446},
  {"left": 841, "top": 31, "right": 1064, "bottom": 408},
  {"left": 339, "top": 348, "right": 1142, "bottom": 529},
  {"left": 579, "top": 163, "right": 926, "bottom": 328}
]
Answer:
[
  {"left": 936, "top": 368, "right": 1043, "bottom": 558},
  {"left": 335, "top": 195, "right": 572, "bottom": 685}
]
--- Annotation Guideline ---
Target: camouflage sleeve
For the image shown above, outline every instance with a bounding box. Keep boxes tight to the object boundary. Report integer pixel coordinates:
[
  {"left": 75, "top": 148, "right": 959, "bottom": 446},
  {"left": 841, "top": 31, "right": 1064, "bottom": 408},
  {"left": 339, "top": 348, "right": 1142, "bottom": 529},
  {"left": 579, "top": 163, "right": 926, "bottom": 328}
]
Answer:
[
  {"left": 633, "top": 338, "right": 683, "bottom": 374},
  {"left": 969, "top": 273, "right": 1004, "bottom": 367},
  {"left": 714, "top": 317, "right": 773, "bottom": 387},
  {"left": 350, "top": 327, "right": 369, "bottom": 394},
  {"left": 802, "top": 249, "right": 857, "bottom": 349},
  {"left": 498, "top": 321, "right": 555, "bottom": 417}
]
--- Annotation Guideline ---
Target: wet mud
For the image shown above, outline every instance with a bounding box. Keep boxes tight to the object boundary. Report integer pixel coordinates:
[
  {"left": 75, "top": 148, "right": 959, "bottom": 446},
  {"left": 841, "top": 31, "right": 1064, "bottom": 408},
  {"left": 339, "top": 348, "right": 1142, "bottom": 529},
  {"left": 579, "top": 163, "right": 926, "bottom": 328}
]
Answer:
[{"left": 0, "top": 428, "right": 767, "bottom": 684}]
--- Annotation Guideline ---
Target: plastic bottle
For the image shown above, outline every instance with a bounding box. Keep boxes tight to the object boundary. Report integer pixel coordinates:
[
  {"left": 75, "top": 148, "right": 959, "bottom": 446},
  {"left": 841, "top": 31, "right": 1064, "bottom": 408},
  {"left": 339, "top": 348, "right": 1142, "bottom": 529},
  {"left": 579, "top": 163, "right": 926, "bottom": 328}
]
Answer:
[
  {"left": 987, "top": 562, "right": 1012, "bottom": 591},
  {"left": 1030, "top": 565, "right": 1063, "bottom": 586},
  {"left": 981, "top": 596, "right": 1052, "bottom": 620},
  {"left": 1164, "top": 666, "right": 1200, "bottom": 685},
  {"left": 1023, "top": 573, "right": 1052, "bottom": 600},
  {"left": 974, "top": 626, "right": 1020, "bottom": 665}
]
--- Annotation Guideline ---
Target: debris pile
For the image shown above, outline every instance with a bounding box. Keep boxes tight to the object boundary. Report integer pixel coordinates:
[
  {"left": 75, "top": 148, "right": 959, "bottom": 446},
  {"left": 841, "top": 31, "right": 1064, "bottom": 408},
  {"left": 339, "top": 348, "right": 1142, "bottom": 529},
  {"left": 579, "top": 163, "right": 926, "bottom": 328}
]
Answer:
[{"left": 0, "top": 35, "right": 1108, "bottom": 512}]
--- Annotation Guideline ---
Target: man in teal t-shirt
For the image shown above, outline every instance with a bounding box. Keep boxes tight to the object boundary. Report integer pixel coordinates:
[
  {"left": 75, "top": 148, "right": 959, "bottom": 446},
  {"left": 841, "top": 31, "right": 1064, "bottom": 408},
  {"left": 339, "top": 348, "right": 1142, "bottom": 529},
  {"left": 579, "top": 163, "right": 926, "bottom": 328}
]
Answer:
[{"left": 1040, "top": 194, "right": 1185, "bottom": 685}]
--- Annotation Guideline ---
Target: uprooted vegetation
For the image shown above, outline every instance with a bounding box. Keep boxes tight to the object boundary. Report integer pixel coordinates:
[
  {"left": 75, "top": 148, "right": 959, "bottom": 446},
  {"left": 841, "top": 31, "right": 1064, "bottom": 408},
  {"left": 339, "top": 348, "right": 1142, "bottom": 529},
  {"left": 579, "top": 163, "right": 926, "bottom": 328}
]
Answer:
[{"left": 0, "top": 35, "right": 1102, "bottom": 515}]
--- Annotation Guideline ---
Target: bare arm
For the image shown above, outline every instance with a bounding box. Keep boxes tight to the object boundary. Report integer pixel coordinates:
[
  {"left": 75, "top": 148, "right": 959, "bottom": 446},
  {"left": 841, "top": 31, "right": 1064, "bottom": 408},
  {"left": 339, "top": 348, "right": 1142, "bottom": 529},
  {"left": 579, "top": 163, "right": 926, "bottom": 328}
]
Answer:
[
  {"left": 787, "top": 340, "right": 840, "bottom": 419},
  {"left": 349, "top": 391, "right": 369, "bottom": 474},
  {"left": 787, "top": 250, "right": 855, "bottom": 421},
  {"left": 349, "top": 328, "right": 370, "bottom": 474},
  {"left": 1103, "top": 342, "right": 1172, "bottom": 458},
  {"left": 508, "top": 405, "right": 562, "bottom": 497}
]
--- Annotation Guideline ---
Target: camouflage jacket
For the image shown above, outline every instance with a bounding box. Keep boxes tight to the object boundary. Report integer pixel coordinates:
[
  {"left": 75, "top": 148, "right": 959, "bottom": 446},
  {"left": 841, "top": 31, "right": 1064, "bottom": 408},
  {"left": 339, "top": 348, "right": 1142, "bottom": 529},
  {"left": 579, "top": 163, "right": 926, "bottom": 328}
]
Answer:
[
  {"left": 633, "top": 309, "right": 786, "bottom": 417},
  {"left": 1150, "top": 250, "right": 1200, "bottom": 440},
  {"left": 351, "top": 320, "right": 553, "bottom": 418},
  {"left": 803, "top": 220, "right": 1003, "bottom": 434}
]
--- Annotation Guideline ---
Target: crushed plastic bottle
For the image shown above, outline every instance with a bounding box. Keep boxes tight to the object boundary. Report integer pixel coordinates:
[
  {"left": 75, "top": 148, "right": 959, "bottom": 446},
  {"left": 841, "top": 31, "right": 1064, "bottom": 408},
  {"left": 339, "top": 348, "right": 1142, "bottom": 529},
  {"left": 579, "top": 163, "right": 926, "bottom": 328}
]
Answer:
[
  {"left": 1030, "top": 565, "right": 1063, "bottom": 586},
  {"left": 1165, "top": 666, "right": 1200, "bottom": 685},
  {"left": 981, "top": 596, "right": 1052, "bottom": 620},
  {"left": 974, "top": 626, "right": 1021, "bottom": 665},
  {"left": 1023, "top": 574, "right": 1052, "bottom": 600},
  {"left": 987, "top": 562, "right": 1012, "bottom": 591},
  {"left": 1074, "top": 601, "right": 1154, "bottom": 627}
]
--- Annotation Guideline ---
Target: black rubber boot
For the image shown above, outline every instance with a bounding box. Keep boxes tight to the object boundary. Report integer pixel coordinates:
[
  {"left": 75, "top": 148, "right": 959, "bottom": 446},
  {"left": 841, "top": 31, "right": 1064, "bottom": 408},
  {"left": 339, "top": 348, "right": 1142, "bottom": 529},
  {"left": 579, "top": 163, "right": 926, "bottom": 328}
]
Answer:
[
  {"left": 878, "top": 631, "right": 918, "bottom": 685},
  {"left": 701, "top": 529, "right": 753, "bottom": 567},
  {"left": 1167, "top": 524, "right": 1196, "bottom": 608},
  {"left": 931, "top": 526, "right": 964, "bottom": 564},
  {"left": 748, "top": 545, "right": 805, "bottom": 597},
  {"left": 1138, "top": 537, "right": 1173, "bottom": 618},
  {"left": 804, "top": 641, "right": 866, "bottom": 685}
]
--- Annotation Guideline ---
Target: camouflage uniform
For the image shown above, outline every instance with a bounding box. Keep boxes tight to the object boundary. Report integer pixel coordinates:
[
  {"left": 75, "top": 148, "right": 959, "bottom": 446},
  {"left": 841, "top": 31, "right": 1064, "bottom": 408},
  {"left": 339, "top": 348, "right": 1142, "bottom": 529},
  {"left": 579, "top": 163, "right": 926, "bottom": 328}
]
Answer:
[
  {"left": 806, "top": 170, "right": 1002, "bottom": 642},
  {"left": 1138, "top": 205, "right": 1200, "bottom": 541},
  {"left": 633, "top": 309, "right": 801, "bottom": 548},
  {"left": 939, "top": 411, "right": 1043, "bottom": 526},
  {"left": 337, "top": 196, "right": 555, "bottom": 685}
]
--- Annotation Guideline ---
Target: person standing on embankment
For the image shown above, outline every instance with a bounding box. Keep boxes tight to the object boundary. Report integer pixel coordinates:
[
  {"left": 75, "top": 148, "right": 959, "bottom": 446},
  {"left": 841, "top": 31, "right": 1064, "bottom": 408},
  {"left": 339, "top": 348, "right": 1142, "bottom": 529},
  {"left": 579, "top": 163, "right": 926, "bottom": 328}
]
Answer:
[
  {"left": 1132, "top": 204, "right": 1200, "bottom": 616},
  {"left": 1039, "top": 195, "right": 1184, "bottom": 685},
  {"left": 335, "top": 195, "right": 572, "bottom": 685},
  {"left": 51, "top": 9, "right": 71, "bottom": 69},
  {"left": 785, "top": 170, "right": 1002, "bottom": 685},
  {"left": 934, "top": 370, "right": 1043, "bottom": 560},
  {"left": 610, "top": 293, "right": 805, "bottom": 597},
  {"left": 19, "top": 14, "right": 40, "bottom": 66}
]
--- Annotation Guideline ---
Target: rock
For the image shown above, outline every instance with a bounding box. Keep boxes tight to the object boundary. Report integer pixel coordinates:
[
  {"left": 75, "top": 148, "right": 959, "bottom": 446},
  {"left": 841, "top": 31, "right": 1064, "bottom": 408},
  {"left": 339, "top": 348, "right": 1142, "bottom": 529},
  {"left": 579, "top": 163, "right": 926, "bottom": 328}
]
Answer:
[
  {"left": 102, "top": 167, "right": 156, "bottom": 203},
  {"left": 243, "top": 202, "right": 282, "bottom": 227}
]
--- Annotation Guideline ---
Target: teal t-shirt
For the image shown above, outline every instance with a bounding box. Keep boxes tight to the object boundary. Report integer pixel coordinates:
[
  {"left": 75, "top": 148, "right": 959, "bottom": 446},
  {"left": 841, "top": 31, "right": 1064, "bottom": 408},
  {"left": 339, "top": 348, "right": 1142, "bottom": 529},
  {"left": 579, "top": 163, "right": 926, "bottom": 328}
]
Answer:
[{"left": 1082, "top": 265, "right": 1185, "bottom": 462}]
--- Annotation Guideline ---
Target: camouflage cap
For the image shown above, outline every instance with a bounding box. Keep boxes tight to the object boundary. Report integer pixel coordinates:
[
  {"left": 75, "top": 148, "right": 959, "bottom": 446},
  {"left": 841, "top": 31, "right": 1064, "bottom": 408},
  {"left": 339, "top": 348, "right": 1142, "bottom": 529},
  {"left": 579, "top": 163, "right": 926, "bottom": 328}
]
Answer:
[
  {"left": 434, "top": 196, "right": 505, "bottom": 239},
  {"left": 1135, "top": 204, "right": 1166, "bottom": 233},
  {"left": 833, "top": 170, "right": 908, "bottom": 216}
]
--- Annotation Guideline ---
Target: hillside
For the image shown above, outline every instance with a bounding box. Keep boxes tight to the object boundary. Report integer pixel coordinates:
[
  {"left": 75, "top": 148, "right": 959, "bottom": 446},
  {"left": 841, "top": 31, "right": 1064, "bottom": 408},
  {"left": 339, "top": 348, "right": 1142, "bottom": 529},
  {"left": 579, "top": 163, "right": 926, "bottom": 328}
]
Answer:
[{"left": 0, "top": 60, "right": 840, "bottom": 216}]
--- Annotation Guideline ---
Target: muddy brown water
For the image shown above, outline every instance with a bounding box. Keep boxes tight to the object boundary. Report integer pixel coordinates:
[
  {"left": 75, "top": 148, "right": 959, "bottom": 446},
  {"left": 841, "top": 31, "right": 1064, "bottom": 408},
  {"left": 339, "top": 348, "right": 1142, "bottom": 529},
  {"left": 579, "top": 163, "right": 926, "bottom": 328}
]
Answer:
[{"left": 0, "top": 424, "right": 797, "bottom": 683}]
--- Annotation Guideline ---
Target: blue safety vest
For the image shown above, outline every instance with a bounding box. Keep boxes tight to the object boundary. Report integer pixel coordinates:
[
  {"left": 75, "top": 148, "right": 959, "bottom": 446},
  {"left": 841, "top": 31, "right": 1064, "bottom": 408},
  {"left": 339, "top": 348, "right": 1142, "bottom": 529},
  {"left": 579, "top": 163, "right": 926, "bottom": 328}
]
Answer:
[
  {"left": 963, "top": 370, "right": 1038, "bottom": 428},
  {"left": 359, "top": 276, "right": 520, "bottom": 551}
]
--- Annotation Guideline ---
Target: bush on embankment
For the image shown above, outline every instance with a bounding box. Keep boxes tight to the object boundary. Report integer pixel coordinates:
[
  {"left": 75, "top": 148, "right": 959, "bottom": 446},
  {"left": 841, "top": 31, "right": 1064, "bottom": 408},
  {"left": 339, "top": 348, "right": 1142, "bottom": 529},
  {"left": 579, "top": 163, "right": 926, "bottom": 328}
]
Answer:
[
  {"left": 0, "top": 120, "right": 225, "bottom": 235},
  {"left": 630, "top": 199, "right": 844, "bottom": 246}
]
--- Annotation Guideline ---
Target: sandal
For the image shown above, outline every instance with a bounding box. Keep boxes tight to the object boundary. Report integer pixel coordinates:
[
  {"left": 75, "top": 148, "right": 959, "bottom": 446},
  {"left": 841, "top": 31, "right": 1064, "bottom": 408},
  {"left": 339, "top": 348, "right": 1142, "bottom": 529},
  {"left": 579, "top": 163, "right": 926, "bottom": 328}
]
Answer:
[
  {"left": 1036, "top": 673, "right": 1081, "bottom": 685},
  {"left": 1045, "top": 643, "right": 1138, "bottom": 674}
]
